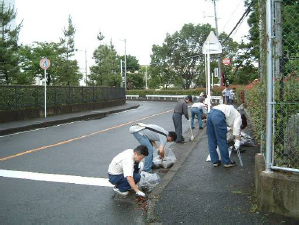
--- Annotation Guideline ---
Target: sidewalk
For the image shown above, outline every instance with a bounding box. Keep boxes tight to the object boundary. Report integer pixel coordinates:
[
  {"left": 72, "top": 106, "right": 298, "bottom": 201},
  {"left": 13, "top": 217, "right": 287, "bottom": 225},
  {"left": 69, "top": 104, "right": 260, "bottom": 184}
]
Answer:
[
  {"left": 147, "top": 123, "right": 299, "bottom": 224},
  {"left": 0, "top": 102, "right": 139, "bottom": 136}
]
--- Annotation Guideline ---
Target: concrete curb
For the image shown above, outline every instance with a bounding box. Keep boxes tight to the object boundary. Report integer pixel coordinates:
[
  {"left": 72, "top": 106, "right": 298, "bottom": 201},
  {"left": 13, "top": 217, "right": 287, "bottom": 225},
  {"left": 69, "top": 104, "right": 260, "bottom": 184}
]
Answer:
[
  {"left": 146, "top": 128, "right": 206, "bottom": 223},
  {"left": 0, "top": 104, "right": 140, "bottom": 136}
]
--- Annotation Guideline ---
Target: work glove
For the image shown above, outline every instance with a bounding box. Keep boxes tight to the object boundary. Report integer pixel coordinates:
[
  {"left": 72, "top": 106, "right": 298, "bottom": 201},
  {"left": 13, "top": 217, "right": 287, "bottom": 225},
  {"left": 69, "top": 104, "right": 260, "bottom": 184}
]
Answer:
[
  {"left": 136, "top": 190, "right": 145, "bottom": 197},
  {"left": 234, "top": 139, "right": 241, "bottom": 149}
]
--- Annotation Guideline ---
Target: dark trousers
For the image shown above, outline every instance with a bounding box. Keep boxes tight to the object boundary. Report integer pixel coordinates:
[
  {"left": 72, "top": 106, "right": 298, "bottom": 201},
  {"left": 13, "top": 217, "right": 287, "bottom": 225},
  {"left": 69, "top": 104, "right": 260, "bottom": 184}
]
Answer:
[
  {"left": 108, "top": 162, "right": 140, "bottom": 192},
  {"left": 173, "top": 112, "right": 183, "bottom": 142},
  {"left": 207, "top": 109, "right": 230, "bottom": 164}
]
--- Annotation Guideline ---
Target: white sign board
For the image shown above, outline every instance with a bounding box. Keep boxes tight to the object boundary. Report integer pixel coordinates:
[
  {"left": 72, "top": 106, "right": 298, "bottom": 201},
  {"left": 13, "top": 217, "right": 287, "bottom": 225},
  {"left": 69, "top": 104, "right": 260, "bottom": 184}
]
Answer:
[{"left": 202, "top": 31, "right": 222, "bottom": 54}]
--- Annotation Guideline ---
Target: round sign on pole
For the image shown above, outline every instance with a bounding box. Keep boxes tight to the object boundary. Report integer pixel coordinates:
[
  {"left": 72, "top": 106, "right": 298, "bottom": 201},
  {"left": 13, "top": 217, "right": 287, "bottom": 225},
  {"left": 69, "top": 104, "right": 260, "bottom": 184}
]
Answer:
[
  {"left": 223, "top": 58, "right": 231, "bottom": 66},
  {"left": 40, "top": 58, "right": 51, "bottom": 70}
]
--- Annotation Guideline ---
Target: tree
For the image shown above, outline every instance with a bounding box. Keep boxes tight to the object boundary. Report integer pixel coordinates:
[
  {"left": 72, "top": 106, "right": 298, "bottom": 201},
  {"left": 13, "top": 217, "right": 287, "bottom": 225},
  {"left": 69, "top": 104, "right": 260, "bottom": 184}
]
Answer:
[
  {"left": 0, "top": 2, "right": 22, "bottom": 84},
  {"left": 126, "top": 73, "right": 144, "bottom": 89},
  {"left": 89, "top": 34, "right": 120, "bottom": 86},
  {"left": 19, "top": 42, "right": 62, "bottom": 85},
  {"left": 150, "top": 23, "right": 215, "bottom": 89},
  {"left": 119, "top": 55, "right": 140, "bottom": 73},
  {"left": 56, "top": 15, "right": 82, "bottom": 85}
]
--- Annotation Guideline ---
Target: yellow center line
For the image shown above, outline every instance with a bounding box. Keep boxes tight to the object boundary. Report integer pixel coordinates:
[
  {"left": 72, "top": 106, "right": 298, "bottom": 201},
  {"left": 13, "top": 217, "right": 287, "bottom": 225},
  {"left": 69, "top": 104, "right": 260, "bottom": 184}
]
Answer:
[{"left": 0, "top": 109, "right": 172, "bottom": 162}]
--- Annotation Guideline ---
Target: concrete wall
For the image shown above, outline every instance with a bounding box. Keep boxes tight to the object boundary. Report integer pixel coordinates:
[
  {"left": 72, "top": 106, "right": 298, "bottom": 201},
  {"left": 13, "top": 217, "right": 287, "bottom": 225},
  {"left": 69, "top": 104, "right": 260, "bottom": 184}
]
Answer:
[
  {"left": 255, "top": 153, "right": 299, "bottom": 219},
  {"left": 0, "top": 99, "right": 125, "bottom": 123}
]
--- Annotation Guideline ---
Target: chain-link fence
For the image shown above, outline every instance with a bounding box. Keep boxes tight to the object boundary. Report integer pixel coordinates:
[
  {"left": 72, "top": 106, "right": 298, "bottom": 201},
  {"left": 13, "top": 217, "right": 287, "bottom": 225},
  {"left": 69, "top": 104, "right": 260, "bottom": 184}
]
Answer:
[{"left": 265, "top": 0, "right": 299, "bottom": 172}]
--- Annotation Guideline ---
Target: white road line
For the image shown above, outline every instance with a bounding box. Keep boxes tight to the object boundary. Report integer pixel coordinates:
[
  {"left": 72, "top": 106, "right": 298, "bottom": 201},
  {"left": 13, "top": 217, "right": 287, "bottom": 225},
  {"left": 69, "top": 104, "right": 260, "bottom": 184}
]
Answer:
[{"left": 0, "top": 169, "right": 114, "bottom": 187}]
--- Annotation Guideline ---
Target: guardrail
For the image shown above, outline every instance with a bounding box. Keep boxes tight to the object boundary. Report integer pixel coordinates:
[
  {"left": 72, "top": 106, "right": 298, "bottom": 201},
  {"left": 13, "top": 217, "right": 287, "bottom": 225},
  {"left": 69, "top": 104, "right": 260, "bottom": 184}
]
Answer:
[
  {"left": 146, "top": 95, "right": 187, "bottom": 101},
  {"left": 125, "top": 94, "right": 223, "bottom": 104},
  {"left": 126, "top": 95, "right": 139, "bottom": 100}
]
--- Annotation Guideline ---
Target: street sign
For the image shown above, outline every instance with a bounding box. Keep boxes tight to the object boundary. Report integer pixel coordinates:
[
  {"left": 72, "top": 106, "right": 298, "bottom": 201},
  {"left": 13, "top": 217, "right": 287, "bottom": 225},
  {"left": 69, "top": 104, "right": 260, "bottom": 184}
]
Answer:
[
  {"left": 40, "top": 58, "right": 51, "bottom": 70},
  {"left": 223, "top": 58, "right": 231, "bottom": 65},
  {"left": 202, "top": 31, "right": 222, "bottom": 54}
]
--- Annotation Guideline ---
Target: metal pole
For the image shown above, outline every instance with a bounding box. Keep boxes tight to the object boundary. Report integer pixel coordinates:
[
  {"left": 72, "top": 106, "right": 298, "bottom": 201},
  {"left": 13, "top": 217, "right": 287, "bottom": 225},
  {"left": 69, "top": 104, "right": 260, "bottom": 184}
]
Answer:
[
  {"left": 85, "top": 49, "right": 88, "bottom": 86},
  {"left": 207, "top": 41, "right": 211, "bottom": 112},
  {"left": 44, "top": 69, "right": 47, "bottom": 118},
  {"left": 145, "top": 65, "right": 148, "bottom": 89},
  {"left": 265, "top": 0, "right": 273, "bottom": 173},
  {"left": 213, "top": 0, "right": 223, "bottom": 86},
  {"left": 124, "top": 39, "right": 127, "bottom": 90},
  {"left": 120, "top": 59, "right": 123, "bottom": 87}
]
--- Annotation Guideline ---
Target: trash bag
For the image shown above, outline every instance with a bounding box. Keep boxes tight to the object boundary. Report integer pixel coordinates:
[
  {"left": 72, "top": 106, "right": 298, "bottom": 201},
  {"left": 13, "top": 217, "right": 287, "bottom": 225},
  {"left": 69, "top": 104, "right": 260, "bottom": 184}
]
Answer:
[
  {"left": 161, "top": 148, "right": 177, "bottom": 168},
  {"left": 138, "top": 171, "right": 161, "bottom": 192},
  {"left": 240, "top": 131, "right": 256, "bottom": 146},
  {"left": 152, "top": 155, "right": 163, "bottom": 168},
  {"left": 152, "top": 148, "right": 177, "bottom": 169}
]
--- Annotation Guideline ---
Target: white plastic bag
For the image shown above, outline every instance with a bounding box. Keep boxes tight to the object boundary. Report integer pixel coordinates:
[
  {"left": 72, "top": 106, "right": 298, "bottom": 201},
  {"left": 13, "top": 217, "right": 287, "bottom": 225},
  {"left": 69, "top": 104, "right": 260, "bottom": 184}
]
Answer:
[
  {"left": 152, "top": 155, "right": 163, "bottom": 168},
  {"left": 161, "top": 148, "right": 177, "bottom": 168},
  {"left": 138, "top": 171, "right": 161, "bottom": 192},
  {"left": 152, "top": 148, "right": 177, "bottom": 169}
]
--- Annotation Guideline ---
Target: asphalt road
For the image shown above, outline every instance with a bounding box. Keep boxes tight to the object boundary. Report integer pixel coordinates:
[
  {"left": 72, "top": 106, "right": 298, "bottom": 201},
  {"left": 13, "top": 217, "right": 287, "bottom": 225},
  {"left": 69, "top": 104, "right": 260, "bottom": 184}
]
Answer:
[{"left": 0, "top": 101, "right": 189, "bottom": 224}]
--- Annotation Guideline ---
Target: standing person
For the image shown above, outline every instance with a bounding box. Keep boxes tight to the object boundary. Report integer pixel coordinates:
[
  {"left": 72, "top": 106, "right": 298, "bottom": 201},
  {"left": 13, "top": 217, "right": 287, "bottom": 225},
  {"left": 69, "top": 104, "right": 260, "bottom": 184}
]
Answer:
[
  {"left": 222, "top": 88, "right": 226, "bottom": 104},
  {"left": 130, "top": 123, "right": 177, "bottom": 173},
  {"left": 190, "top": 97, "right": 207, "bottom": 130},
  {"left": 108, "top": 145, "right": 148, "bottom": 197},
  {"left": 229, "top": 88, "right": 236, "bottom": 105},
  {"left": 225, "top": 87, "right": 231, "bottom": 104},
  {"left": 207, "top": 104, "right": 247, "bottom": 168},
  {"left": 172, "top": 95, "right": 192, "bottom": 143}
]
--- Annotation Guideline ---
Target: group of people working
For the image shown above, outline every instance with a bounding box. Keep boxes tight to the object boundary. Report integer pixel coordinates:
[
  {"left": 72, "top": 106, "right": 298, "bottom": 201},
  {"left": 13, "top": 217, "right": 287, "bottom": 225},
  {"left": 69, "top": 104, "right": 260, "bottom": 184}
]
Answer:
[{"left": 108, "top": 92, "right": 247, "bottom": 197}]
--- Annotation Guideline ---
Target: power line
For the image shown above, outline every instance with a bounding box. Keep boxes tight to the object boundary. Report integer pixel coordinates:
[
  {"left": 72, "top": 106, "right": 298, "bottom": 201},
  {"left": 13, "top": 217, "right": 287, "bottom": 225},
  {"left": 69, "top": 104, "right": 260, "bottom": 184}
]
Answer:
[{"left": 222, "top": 0, "right": 255, "bottom": 44}]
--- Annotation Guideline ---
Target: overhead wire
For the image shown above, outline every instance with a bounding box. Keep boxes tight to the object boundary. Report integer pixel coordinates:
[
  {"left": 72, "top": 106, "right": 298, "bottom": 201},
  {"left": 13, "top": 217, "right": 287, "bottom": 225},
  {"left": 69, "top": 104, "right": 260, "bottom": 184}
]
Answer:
[{"left": 222, "top": 0, "right": 255, "bottom": 44}]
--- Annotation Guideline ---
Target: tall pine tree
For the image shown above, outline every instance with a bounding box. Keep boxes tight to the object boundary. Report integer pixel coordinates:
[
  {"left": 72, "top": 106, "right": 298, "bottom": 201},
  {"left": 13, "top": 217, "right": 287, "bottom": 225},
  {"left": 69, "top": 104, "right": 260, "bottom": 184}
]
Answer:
[{"left": 0, "top": 2, "right": 22, "bottom": 84}]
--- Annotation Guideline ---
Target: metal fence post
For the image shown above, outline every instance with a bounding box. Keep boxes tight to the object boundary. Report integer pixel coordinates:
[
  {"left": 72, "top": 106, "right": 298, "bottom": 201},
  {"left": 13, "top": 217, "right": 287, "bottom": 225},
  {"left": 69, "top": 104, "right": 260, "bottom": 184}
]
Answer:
[{"left": 265, "top": 0, "right": 274, "bottom": 173}]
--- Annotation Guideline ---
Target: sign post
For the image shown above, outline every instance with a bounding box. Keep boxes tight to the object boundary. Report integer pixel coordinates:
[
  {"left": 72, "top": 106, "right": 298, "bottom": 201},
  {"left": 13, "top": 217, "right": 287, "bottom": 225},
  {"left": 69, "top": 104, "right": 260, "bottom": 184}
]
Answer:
[
  {"left": 202, "top": 31, "right": 222, "bottom": 112},
  {"left": 40, "top": 58, "right": 51, "bottom": 118}
]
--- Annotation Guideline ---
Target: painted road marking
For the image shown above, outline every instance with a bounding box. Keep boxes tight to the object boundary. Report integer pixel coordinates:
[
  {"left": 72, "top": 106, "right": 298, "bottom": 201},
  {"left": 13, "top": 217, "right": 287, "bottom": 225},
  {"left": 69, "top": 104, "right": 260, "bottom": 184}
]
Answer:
[
  {"left": 0, "top": 169, "right": 114, "bottom": 187},
  {"left": 0, "top": 109, "right": 172, "bottom": 161}
]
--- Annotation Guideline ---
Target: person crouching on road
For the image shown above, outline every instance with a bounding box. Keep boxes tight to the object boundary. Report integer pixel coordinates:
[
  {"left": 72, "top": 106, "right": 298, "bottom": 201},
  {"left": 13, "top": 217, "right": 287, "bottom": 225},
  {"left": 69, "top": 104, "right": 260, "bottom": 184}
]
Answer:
[
  {"left": 108, "top": 145, "right": 148, "bottom": 197},
  {"left": 207, "top": 104, "right": 247, "bottom": 168},
  {"left": 130, "top": 123, "right": 177, "bottom": 173},
  {"left": 191, "top": 97, "right": 207, "bottom": 130},
  {"left": 173, "top": 95, "right": 192, "bottom": 143}
]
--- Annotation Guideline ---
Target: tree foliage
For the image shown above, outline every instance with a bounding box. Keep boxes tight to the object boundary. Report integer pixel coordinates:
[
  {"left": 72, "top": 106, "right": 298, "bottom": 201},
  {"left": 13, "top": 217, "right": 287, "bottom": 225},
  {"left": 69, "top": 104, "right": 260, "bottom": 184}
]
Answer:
[
  {"left": 0, "top": 2, "right": 22, "bottom": 84},
  {"left": 56, "top": 15, "right": 82, "bottom": 85},
  {"left": 150, "top": 23, "right": 257, "bottom": 89},
  {"left": 89, "top": 36, "right": 120, "bottom": 86}
]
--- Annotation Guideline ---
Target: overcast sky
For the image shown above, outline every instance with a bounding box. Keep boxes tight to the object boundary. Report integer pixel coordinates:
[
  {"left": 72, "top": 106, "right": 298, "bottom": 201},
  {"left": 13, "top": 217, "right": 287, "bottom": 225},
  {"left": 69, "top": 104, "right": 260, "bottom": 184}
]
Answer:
[{"left": 15, "top": 0, "right": 249, "bottom": 74}]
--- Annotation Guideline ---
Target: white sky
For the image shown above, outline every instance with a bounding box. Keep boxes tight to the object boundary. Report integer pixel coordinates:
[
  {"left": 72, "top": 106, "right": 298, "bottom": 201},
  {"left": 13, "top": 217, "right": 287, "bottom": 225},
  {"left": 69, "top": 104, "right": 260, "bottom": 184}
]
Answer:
[{"left": 15, "top": 0, "right": 249, "bottom": 75}]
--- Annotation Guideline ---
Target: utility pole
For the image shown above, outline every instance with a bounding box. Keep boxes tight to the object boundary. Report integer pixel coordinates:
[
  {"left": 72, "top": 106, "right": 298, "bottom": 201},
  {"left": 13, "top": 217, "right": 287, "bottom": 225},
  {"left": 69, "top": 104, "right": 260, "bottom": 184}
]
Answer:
[
  {"left": 213, "top": 0, "right": 223, "bottom": 86},
  {"left": 124, "top": 39, "right": 127, "bottom": 90},
  {"left": 145, "top": 65, "right": 148, "bottom": 89},
  {"left": 85, "top": 49, "right": 88, "bottom": 86}
]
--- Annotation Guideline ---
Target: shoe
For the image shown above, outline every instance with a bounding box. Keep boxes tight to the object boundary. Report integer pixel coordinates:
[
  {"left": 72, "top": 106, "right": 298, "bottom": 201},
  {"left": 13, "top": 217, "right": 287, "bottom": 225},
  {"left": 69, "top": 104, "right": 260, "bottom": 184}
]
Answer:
[
  {"left": 113, "top": 187, "right": 129, "bottom": 196},
  {"left": 191, "top": 127, "right": 195, "bottom": 129},
  {"left": 199, "top": 127, "right": 204, "bottom": 130},
  {"left": 224, "top": 160, "right": 236, "bottom": 168},
  {"left": 213, "top": 161, "right": 221, "bottom": 167},
  {"left": 176, "top": 140, "right": 186, "bottom": 144}
]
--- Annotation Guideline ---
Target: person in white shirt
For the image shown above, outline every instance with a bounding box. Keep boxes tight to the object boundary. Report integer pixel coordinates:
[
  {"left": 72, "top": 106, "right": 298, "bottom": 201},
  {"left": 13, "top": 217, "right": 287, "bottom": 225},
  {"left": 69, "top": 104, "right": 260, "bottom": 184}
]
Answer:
[
  {"left": 191, "top": 97, "right": 207, "bottom": 129},
  {"left": 130, "top": 123, "right": 177, "bottom": 173},
  {"left": 207, "top": 104, "right": 247, "bottom": 168},
  {"left": 108, "top": 145, "right": 148, "bottom": 197}
]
